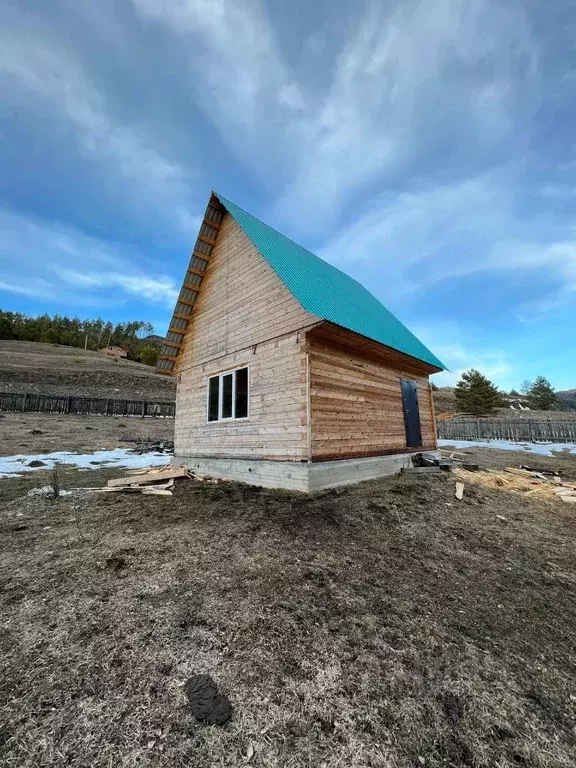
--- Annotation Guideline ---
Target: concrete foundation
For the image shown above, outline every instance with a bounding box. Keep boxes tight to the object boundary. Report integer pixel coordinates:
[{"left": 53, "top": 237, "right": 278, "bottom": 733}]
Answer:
[{"left": 174, "top": 451, "right": 440, "bottom": 492}]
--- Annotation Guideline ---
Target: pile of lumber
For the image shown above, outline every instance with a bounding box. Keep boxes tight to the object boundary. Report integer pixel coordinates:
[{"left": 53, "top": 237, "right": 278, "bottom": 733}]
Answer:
[
  {"left": 453, "top": 465, "right": 576, "bottom": 503},
  {"left": 88, "top": 465, "right": 219, "bottom": 496}
]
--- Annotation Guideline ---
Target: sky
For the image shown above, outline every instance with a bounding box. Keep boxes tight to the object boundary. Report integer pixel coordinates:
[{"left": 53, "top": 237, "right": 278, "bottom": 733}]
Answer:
[{"left": 1, "top": 0, "right": 575, "bottom": 390}]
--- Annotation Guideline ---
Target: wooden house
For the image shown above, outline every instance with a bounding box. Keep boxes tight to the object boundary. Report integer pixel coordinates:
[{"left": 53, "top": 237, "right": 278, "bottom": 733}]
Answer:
[
  {"left": 100, "top": 344, "right": 128, "bottom": 359},
  {"left": 157, "top": 193, "right": 445, "bottom": 491}
]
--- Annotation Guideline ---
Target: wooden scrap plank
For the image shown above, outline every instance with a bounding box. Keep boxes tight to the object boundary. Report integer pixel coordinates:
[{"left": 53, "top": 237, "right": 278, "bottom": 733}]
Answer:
[
  {"left": 560, "top": 496, "right": 576, "bottom": 504},
  {"left": 125, "top": 465, "right": 173, "bottom": 476},
  {"left": 140, "top": 488, "right": 173, "bottom": 496},
  {"left": 455, "top": 482, "right": 464, "bottom": 500},
  {"left": 401, "top": 466, "right": 442, "bottom": 474},
  {"left": 107, "top": 468, "right": 189, "bottom": 487},
  {"left": 92, "top": 486, "right": 173, "bottom": 495},
  {"left": 504, "top": 467, "right": 536, "bottom": 478}
]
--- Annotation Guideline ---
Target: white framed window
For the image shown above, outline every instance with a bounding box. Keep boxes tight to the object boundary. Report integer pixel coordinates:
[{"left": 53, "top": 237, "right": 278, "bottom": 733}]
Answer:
[{"left": 207, "top": 366, "right": 249, "bottom": 422}]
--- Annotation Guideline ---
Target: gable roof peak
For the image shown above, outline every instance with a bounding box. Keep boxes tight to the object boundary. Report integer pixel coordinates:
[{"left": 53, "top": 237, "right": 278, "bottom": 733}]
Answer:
[{"left": 214, "top": 192, "right": 445, "bottom": 371}]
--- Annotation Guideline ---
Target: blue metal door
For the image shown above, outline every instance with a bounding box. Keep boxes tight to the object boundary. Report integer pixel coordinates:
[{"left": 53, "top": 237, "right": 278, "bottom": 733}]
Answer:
[{"left": 401, "top": 379, "right": 422, "bottom": 448}]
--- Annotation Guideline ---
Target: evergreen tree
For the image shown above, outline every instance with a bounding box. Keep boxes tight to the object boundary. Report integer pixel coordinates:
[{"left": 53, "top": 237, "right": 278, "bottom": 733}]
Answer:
[
  {"left": 430, "top": 381, "right": 439, "bottom": 391},
  {"left": 526, "top": 376, "right": 557, "bottom": 410},
  {"left": 139, "top": 345, "right": 160, "bottom": 366},
  {"left": 455, "top": 369, "right": 504, "bottom": 416},
  {"left": 0, "top": 316, "right": 13, "bottom": 339},
  {"left": 0, "top": 309, "right": 158, "bottom": 353}
]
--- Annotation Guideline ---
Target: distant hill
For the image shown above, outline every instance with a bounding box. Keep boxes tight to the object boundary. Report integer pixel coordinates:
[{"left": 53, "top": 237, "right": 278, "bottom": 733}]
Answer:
[
  {"left": 433, "top": 386, "right": 576, "bottom": 419},
  {"left": 141, "top": 334, "right": 165, "bottom": 348},
  {"left": 557, "top": 389, "right": 576, "bottom": 411},
  {"left": 432, "top": 387, "right": 456, "bottom": 415},
  {"left": 0, "top": 340, "right": 176, "bottom": 401}
]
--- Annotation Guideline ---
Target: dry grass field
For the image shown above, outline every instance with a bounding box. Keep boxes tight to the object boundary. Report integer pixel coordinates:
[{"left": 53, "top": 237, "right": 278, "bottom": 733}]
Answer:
[
  {"left": 0, "top": 411, "right": 173, "bottom": 457},
  {"left": 0, "top": 340, "right": 175, "bottom": 455},
  {"left": 1, "top": 447, "right": 575, "bottom": 768},
  {"left": 0, "top": 340, "right": 176, "bottom": 400}
]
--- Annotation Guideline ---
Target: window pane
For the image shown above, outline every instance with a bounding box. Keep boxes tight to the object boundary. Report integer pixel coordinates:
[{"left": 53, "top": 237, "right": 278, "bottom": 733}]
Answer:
[
  {"left": 235, "top": 367, "right": 248, "bottom": 418},
  {"left": 221, "top": 373, "right": 233, "bottom": 418},
  {"left": 208, "top": 376, "right": 219, "bottom": 421}
]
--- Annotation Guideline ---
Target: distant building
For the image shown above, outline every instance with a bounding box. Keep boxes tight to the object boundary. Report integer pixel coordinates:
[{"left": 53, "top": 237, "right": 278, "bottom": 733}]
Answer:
[{"left": 100, "top": 344, "right": 128, "bottom": 358}]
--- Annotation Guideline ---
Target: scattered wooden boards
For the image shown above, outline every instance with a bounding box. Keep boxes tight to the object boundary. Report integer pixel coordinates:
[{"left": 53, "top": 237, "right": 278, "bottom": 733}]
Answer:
[
  {"left": 453, "top": 466, "right": 576, "bottom": 503},
  {"left": 85, "top": 465, "right": 220, "bottom": 496},
  {"left": 107, "top": 467, "right": 190, "bottom": 488}
]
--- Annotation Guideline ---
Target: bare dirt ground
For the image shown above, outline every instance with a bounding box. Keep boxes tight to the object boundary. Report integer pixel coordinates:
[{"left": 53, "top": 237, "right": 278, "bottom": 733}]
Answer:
[
  {"left": 0, "top": 412, "right": 174, "bottom": 457},
  {"left": 441, "top": 445, "right": 576, "bottom": 482},
  {"left": 1, "top": 450, "right": 575, "bottom": 767},
  {"left": 0, "top": 340, "right": 176, "bottom": 400}
]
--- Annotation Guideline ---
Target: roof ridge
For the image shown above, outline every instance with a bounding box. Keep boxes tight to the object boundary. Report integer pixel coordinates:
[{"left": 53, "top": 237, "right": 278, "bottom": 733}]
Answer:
[{"left": 214, "top": 192, "right": 369, "bottom": 292}]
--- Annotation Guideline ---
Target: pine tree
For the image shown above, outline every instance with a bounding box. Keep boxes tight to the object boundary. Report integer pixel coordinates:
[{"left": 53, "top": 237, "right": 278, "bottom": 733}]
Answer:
[
  {"left": 526, "top": 376, "right": 557, "bottom": 410},
  {"left": 139, "top": 345, "right": 160, "bottom": 366},
  {"left": 455, "top": 369, "right": 504, "bottom": 416}
]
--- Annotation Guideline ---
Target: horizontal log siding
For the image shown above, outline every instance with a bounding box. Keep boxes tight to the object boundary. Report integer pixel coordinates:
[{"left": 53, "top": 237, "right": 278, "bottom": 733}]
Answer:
[
  {"left": 175, "top": 334, "right": 308, "bottom": 460},
  {"left": 175, "top": 214, "right": 316, "bottom": 461},
  {"left": 308, "top": 336, "right": 436, "bottom": 460}
]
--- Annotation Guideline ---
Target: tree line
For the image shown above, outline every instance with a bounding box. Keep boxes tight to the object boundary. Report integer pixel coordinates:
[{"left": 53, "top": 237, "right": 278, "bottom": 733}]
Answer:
[
  {"left": 0, "top": 310, "right": 160, "bottom": 366},
  {"left": 445, "top": 370, "right": 565, "bottom": 416}
]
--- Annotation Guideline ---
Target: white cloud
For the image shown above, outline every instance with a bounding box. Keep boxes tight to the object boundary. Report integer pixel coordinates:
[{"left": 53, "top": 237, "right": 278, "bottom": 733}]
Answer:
[
  {"left": 56, "top": 269, "right": 178, "bottom": 306},
  {"left": 0, "top": 28, "right": 197, "bottom": 237},
  {"left": 131, "top": 0, "right": 304, "bottom": 144},
  {"left": 276, "top": 0, "right": 538, "bottom": 227},
  {"left": 318, "top": 173, "right": 576, "bottom": 315},
  {"left": 0, "top": 279, "right": 54, "bottom": 299},
  {"left": 0, "top": 207, "right": 178, "bottom": 309},
  {"left": 430, "top": 344, "right": 514, "bottom": 388},
  {"left": 413, "top": 322, "right": 514, "bottom": 388},
  {"left": 131, "top": 0, "right": 538, "bottom": 229}
]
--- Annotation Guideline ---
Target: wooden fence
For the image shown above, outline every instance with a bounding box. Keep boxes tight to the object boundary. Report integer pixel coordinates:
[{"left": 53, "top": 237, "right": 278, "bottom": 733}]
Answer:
[
  {"left": 438, "top": 419, "right": 576, "bottom": 443},
  {"left": 0, "top": 391, "right": 175, "bottom": 418}
]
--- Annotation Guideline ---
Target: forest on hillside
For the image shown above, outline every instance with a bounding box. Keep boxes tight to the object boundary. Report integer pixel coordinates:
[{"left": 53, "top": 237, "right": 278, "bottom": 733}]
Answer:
[
  {"left": 0, "top": 310, "right": 161, "bottom": 365},
  {"left": 558, "top": 390, "right": 576, "bottom": 411}
]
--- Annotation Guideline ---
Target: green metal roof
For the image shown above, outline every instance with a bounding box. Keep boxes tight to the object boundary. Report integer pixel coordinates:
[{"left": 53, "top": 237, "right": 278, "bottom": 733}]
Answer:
[{"left": 215, "top": 193, "right": 445, "bottom": 371}]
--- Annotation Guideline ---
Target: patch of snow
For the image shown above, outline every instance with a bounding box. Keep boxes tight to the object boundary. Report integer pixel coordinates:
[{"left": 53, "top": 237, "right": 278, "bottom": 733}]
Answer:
[
  {"left": 438, "top": 439, "right": 576, "bottom": 457},
  {"left": 0, "top": 449, "right": 169, "bottom": 479}
]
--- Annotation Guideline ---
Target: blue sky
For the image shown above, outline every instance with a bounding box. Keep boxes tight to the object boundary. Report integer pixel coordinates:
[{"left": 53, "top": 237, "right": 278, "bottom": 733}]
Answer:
[{"left": 1, "top": 0, "right": 575, "bottom": 389}]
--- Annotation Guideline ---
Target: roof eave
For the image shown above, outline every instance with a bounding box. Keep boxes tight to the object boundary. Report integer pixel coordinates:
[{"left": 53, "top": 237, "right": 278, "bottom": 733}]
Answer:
[{"left": 309, "top": 321, "right": 446, "bottom": 374}]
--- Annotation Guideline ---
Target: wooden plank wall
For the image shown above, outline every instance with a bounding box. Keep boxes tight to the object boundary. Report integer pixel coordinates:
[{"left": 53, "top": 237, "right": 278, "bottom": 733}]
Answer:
[
  {"left": 438, "top": 419, "right": 576, "bottom": 443},
  {"left": 176, "top": 214, "right": 317, "bottom": 372},
  {"left": 175, "top": 334, "right": 308, "bottom": 460},
  {"left": 307, "top": 331, "right": 437, "bottom": 460},
  {"left": 175, "top": 213, "right": 318, "bottom": 460}
]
